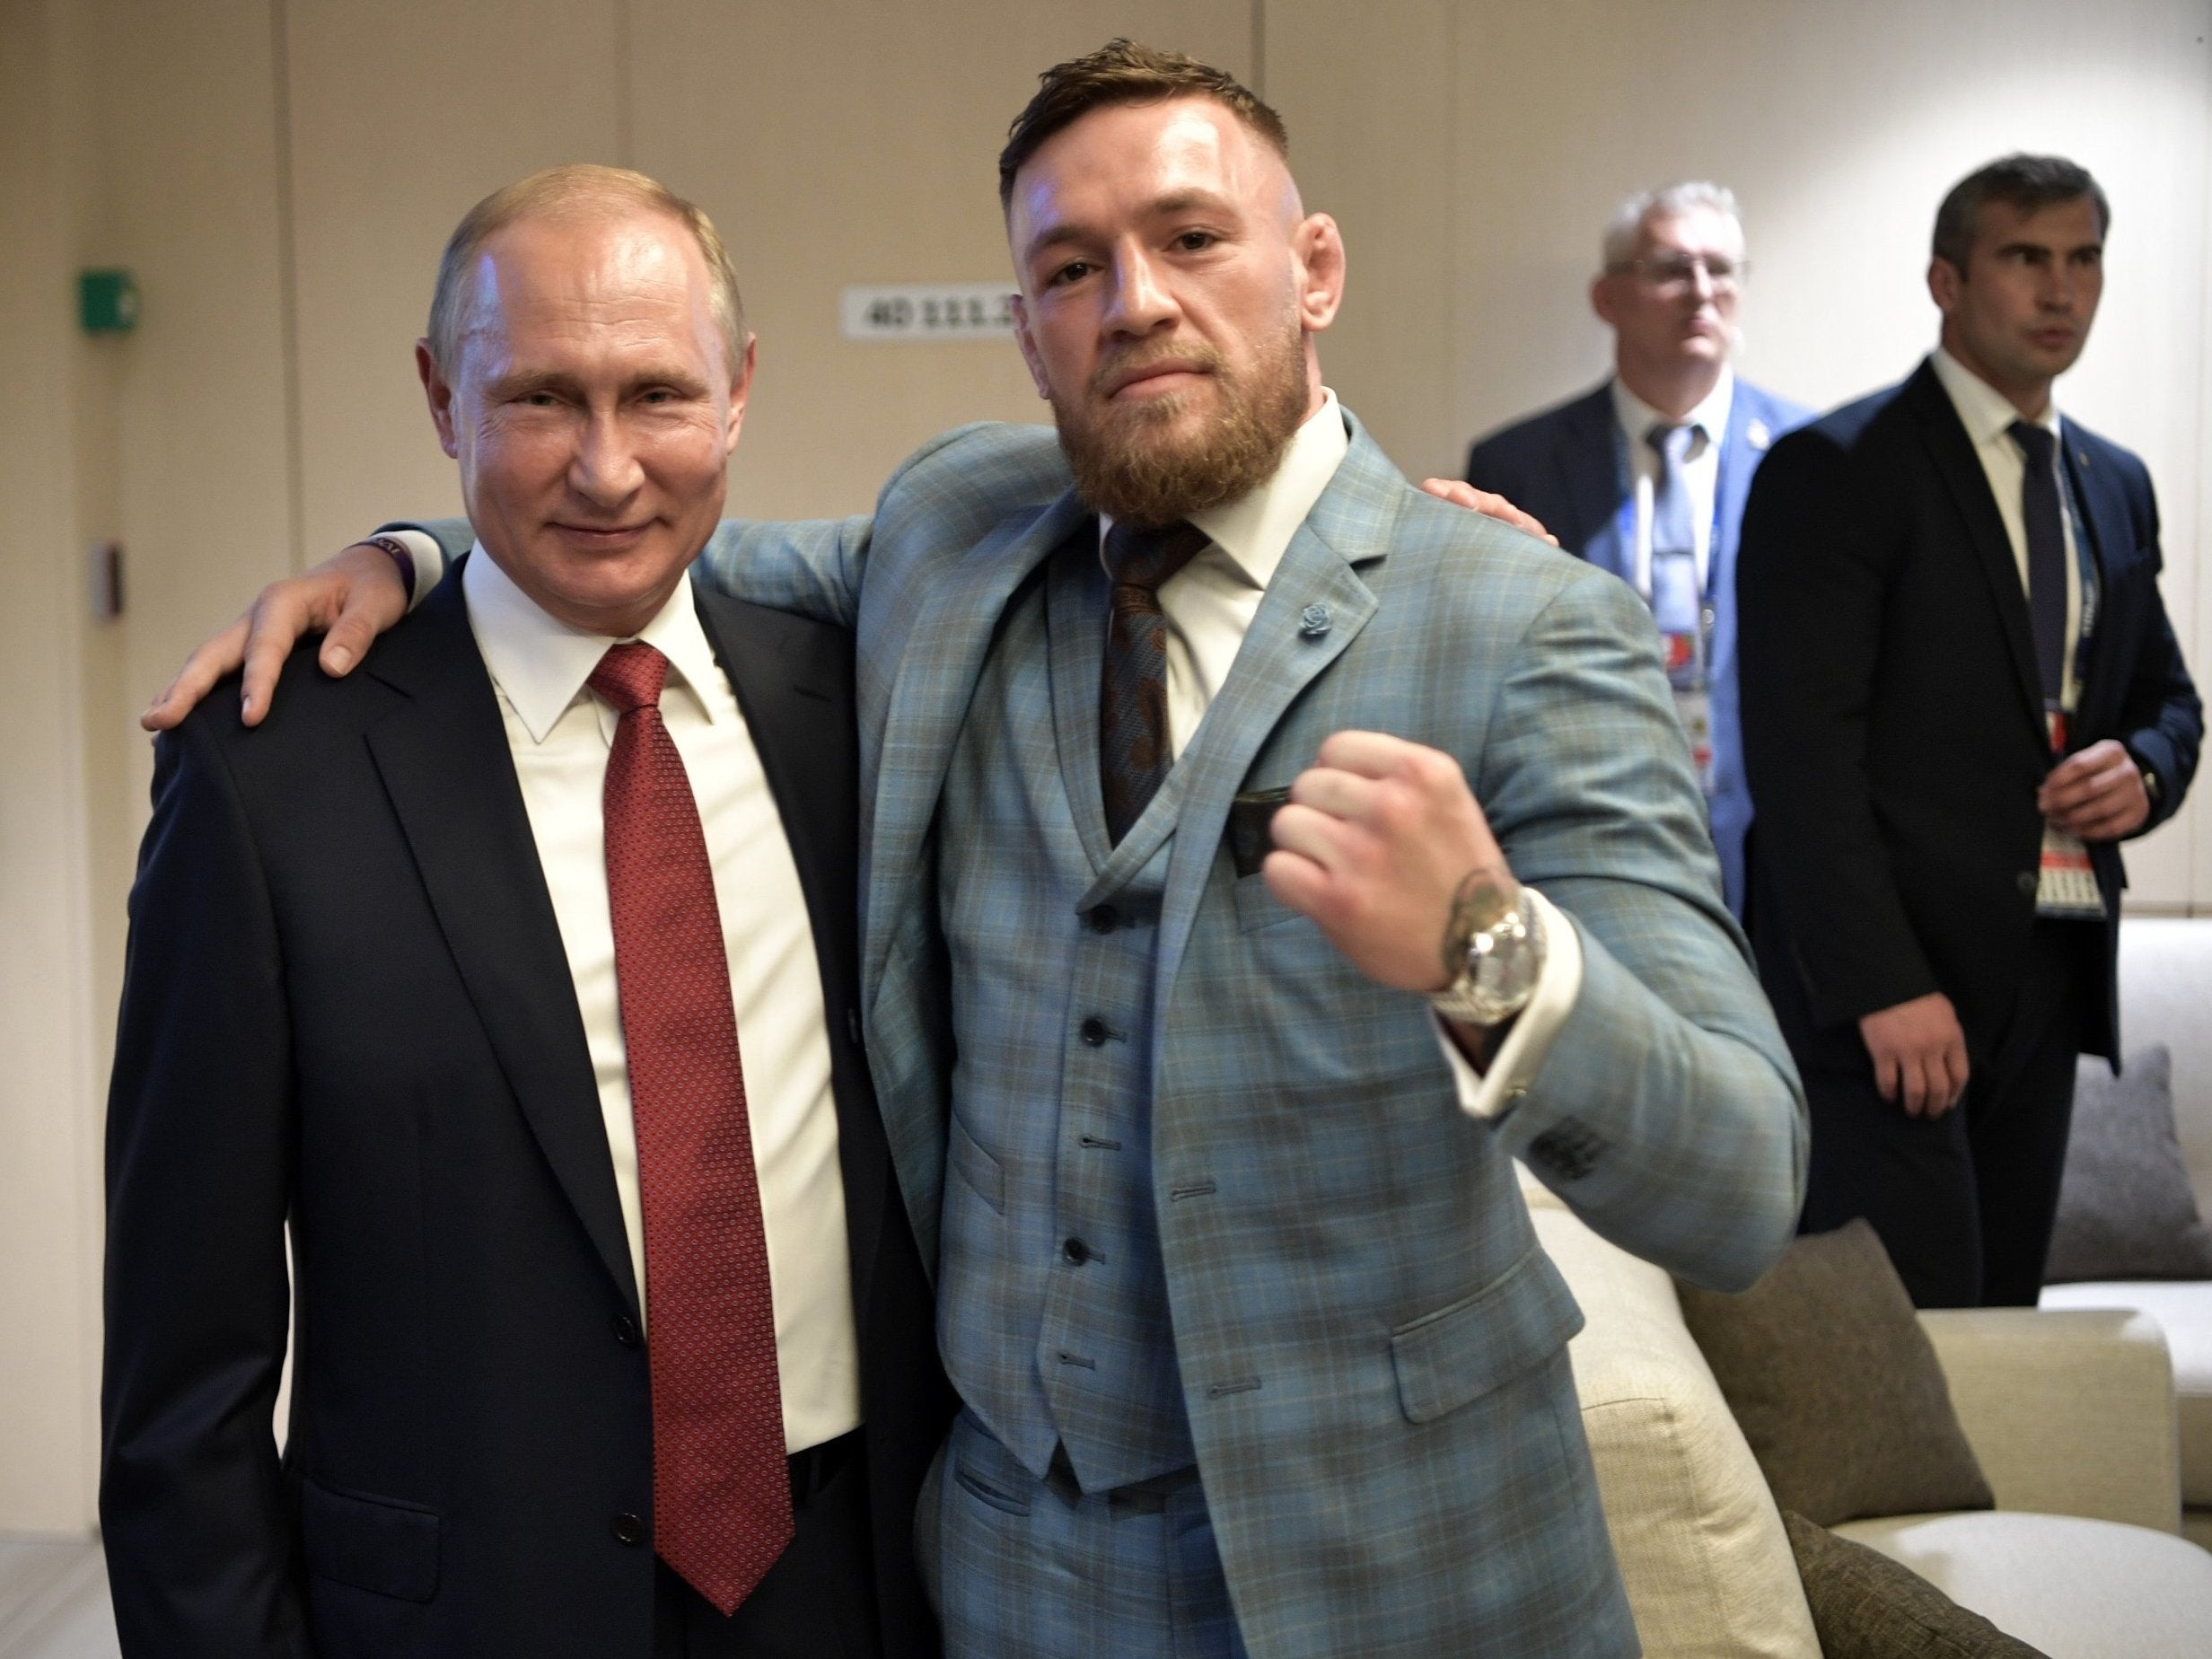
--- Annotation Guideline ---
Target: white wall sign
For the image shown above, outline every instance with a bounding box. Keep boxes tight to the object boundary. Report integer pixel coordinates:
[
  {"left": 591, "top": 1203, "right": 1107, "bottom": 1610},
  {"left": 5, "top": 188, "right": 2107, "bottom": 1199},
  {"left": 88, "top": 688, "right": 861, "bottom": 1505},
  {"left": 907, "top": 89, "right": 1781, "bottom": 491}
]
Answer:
[{"left": 841, "top": 283, "right": 1016, "bottom": 341}]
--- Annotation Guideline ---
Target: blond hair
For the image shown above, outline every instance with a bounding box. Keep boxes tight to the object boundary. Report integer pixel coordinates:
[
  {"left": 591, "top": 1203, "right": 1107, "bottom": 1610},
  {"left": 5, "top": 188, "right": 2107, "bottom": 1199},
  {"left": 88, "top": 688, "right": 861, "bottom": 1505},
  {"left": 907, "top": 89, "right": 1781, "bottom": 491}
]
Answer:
[{"left": 426, "top": 163, "right": 746, "bottom": 374}]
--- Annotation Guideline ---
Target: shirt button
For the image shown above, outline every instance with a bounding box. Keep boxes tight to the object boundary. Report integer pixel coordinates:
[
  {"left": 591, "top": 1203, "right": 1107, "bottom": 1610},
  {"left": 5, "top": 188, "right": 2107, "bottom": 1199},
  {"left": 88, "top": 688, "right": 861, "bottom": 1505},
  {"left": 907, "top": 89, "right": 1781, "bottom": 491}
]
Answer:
[
  {"left": 1079, "top": 1016, "right": 1110, "bottom": 1047},
  {"left": 611, "top": 1313, "right": 641, "bottom": 1347},
  {"left": 1063, "top": 1238, "right": 1093, "bottom": 1265},
  {"left": 1087, "top": 904, "right": 1119, "bottom": 935},
  {"left": 610, "top": 1512, "right": 647, "bottom": 1546}
]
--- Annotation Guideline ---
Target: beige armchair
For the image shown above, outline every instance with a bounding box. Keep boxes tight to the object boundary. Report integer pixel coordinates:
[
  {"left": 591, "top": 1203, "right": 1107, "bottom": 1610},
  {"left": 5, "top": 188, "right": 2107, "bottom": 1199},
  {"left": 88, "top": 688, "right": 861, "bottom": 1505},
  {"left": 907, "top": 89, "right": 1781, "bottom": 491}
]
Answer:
[{"left": 1527, "top": 1175, "right": 2212, "bottom": 1657}]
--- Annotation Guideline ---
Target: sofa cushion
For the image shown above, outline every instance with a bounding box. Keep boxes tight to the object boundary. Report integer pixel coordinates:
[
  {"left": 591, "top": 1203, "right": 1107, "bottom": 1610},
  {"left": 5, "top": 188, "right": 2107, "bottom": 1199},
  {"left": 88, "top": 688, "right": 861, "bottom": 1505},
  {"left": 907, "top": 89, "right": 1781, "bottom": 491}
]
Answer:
[
  {"left": 1833, "top": 1510, "right": 2212, "bottom": 1658},
  {"left": 1525, "top": 1182, "right": 1820, "bottom": 1657},
  {"left": 1782, "top": 1511, "right": 2045, "bottom": 1656},
  {"left": 2113, "top": 919, "right": 2212, "bottom": 1217},
  {"left": 1676, "top": 1219, "right": 1993, "bottom": 1525},
  {"left": 2041, "top": 1279, "right": 2212, "bottom": 1507},
  {"left": 2047, "top": 1048, "right": 2212, "bottom": 1282}
]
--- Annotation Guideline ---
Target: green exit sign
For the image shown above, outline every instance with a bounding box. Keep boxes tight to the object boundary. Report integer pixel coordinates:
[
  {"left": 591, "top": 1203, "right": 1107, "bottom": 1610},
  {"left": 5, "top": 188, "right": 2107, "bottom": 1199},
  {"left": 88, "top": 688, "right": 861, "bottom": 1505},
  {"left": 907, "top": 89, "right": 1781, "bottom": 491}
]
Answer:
[{"left": 79, "top": 269, "right": 140, "bottom": 334}]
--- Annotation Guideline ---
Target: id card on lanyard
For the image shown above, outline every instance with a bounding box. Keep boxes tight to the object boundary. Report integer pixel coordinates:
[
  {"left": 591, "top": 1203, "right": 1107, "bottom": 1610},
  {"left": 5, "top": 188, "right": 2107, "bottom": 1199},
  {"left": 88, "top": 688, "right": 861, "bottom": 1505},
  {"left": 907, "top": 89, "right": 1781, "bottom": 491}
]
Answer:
[{"left": 1615, "top": 432, "right": 1725, "bottom": 797}]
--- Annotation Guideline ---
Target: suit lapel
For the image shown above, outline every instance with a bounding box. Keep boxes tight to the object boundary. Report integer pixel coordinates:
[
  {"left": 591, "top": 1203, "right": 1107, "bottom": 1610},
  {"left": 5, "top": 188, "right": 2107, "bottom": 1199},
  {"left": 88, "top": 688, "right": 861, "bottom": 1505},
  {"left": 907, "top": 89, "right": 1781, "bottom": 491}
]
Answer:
[
  {"left": 1712, "top": 385, "right": 1767, "bottom": 580},
  {"left": 364, "top": 566, "right": 639, "bottom": 1316},
  {"left": 1558, "top": 383, "right": 1628, "bottom": 571},
  {"left": 1907, "top": 361, "right": 2045, "bottom": 733},
  {"left": 1045, "top": 527, "right": 1117, "bottom": 875},
  {"left": 865, "top": 489, "right": 1092, "bottom": 1018},
  {"left": 691, "top": 586, "right": 889, "bottom": 1334},
  {"left": 2062, "top": 431, "right": 2127, "bottom": 726},
  {"left": 1147, "top": 424, "right": 1390, "bottom": 1023}
]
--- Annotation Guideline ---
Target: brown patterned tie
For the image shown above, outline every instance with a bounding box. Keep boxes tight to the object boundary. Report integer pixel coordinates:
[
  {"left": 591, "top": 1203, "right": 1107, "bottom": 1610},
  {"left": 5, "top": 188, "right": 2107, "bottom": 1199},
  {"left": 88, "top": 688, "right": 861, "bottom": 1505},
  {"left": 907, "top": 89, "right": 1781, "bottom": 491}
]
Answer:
[
  {"left": 1101, "top": 520, "right": 1210, "bottom": 843},
  {"left": 589, "top": 642, "right": 792, "bottom": 1614}
]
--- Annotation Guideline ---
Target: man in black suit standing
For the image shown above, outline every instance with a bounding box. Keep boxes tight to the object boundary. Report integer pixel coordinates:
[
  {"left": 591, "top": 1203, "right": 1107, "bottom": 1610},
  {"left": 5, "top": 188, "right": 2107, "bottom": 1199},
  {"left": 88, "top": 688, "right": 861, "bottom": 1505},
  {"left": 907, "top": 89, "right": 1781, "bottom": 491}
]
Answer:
[
  {"left": 101, "top": 165, "right": 949, "bottom": 1657},
  {"left": 1739, "top": 154, "right": 2200, "bottom": 1309}
]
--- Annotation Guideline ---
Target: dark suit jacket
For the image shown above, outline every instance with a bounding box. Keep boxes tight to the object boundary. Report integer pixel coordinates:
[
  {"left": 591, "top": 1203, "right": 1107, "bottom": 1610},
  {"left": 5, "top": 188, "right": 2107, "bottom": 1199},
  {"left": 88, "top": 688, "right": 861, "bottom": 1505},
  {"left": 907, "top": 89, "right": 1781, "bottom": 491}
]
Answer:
[
  {"left": 1737, "top": 357, "right": 2201, "bottom": 1062},
  {"left": 101, "top": 566, "right": 952, "bottom": 1658},
  {"left": 1466, "top": 376, "right": 1811, "bottom": 916}
]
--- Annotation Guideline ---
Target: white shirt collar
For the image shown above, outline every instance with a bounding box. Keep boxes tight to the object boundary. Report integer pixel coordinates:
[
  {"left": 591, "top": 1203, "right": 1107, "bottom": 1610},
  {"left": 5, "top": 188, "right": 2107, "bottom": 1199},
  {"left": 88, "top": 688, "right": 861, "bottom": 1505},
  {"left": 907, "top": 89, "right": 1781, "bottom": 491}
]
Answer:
[
  {"left": 462, "top": 545, "right": 724, "bottom": 744},
  {"left": 1931, "top": 344, "right": 2061, "bottom": 446},
  {"left": 1100, "top": 387, "right": 1351, "bottom": 592},
  {"left": 1611, "top": 368, "right": 1735, "bottom": 451}
]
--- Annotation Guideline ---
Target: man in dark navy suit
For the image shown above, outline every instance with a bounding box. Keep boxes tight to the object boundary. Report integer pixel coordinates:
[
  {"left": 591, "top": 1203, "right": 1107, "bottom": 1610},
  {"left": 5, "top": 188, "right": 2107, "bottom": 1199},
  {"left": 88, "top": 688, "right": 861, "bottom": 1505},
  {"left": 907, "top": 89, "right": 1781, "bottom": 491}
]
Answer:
[
  {"left": 1467, "top": 182, "right": 1808, "bottom": 917},
  {"left": 101, "top": 166, "right": 950, "bottom": 1658},
  {"left": 1739, "top": 155, "right": 2200, "bottom": 1308}
]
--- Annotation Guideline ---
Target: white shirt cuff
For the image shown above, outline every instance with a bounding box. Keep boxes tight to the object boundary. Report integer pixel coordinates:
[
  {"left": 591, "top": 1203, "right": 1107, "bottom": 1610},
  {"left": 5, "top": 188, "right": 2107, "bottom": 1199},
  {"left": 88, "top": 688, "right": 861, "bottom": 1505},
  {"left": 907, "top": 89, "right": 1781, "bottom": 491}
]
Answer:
[
  {"left": 1432, "top": 886, "right": 1584, "bottom": 1121},
  {"left": 381, "top": 529, "right": 445, "bottom": 613}
]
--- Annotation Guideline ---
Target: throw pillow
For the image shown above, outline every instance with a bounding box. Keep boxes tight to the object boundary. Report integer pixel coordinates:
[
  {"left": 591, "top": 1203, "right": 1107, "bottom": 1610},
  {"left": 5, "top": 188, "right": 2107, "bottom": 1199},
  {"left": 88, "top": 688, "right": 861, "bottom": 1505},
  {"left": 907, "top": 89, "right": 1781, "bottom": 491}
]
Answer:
[
  {"left": 1783, "top": 1511, "right": 2049, "bottom": 1657},
  {"left": 2045, "top": 1045, "right": 2212, "bottom": 1282},
  {"left": 1676, "top": 1219, "right": 1993, "bottom": 1525}
]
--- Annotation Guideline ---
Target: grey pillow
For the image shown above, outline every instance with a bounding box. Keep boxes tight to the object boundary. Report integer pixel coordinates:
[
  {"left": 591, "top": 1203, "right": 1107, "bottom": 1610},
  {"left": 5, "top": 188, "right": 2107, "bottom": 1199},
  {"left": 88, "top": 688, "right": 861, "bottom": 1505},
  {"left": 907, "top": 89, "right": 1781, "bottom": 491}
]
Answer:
[
  {"left": 1676, "top": 1219, "right": 1994, "bottom": 1526},
  {"left": 1783, "top": 1511, "right": 2049, "bottom": 1657},
  {"left": 2046, "top": 1045, "right": 2212, "bottom": 1282}
]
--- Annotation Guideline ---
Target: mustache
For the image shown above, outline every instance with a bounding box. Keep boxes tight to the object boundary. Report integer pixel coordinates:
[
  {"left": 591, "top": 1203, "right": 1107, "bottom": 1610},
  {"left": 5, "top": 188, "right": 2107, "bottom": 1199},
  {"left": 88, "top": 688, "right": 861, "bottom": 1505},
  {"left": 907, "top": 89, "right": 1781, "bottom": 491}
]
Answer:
[{"left": 1087, "top": 341, "right": 1226, "bottom": 401}]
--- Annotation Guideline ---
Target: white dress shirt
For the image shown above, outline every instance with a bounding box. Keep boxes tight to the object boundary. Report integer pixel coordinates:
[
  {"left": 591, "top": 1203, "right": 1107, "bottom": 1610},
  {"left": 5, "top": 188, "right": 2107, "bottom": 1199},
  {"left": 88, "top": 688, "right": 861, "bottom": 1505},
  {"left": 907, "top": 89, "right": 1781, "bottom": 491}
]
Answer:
[
  {"left": 1611, "top": 371, "right": 1735, "bottom": 600},
  {"left": 463, "top": 549, "right": 860, "bottom": 1454},
  {"left": 1105, "top": 391, "right": 1584, "bottom": 1121},
  {"left": 1929, "top": 347, "right": 2085, "bottom": 710}
]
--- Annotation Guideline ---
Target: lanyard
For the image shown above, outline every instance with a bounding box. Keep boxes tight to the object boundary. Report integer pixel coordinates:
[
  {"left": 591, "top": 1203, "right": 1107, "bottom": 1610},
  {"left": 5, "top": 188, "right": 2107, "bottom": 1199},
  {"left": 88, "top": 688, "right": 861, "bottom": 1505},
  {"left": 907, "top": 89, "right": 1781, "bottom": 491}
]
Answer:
[{"left": 1611, "top": 419, "right": 1728, "bottom": 609}]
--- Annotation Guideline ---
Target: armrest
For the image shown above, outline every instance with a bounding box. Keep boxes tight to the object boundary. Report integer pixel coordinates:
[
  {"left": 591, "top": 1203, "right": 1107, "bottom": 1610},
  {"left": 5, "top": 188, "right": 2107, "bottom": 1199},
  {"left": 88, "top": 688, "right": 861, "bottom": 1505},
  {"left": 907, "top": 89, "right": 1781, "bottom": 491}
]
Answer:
[{"left": 1919, "top": 1307, "right": 2181, "bottom": 1533}]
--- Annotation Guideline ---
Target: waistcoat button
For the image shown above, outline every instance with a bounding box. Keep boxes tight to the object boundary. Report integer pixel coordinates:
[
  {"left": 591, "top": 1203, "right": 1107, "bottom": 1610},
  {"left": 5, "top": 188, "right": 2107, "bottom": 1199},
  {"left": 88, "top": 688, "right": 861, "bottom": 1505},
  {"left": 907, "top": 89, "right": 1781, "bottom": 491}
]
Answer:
[
  {"left": 610, "top": 1512, "right": 647, "bottom": 1546},
  {"left": 1079, "top": 1016, "right": 1110, "bottom": 1046},
  {"left": 1063, "top": 1237, "right": 1093, "bottom": 1265}
]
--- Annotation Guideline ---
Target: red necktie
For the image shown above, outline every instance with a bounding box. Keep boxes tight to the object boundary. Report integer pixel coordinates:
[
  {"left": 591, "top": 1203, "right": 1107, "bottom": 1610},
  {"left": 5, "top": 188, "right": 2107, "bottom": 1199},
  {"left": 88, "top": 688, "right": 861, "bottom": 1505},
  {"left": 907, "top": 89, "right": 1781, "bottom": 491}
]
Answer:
[{"left": 590, "top": 641, "right": 792, "bottom": 1613}]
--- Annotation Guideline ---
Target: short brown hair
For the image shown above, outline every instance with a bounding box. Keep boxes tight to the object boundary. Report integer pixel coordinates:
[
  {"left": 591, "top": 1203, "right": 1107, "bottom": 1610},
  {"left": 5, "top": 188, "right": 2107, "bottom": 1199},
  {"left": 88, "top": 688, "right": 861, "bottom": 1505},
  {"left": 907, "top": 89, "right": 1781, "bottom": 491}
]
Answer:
[
  {"left": 998, "top": 40, "right": 1288, "bottom": 211},
  {"left": 426, "top": 163, "right": 747, "bottom": 375},
  {"left": 1932, "top": 154, "right": 2110, "bottom": 273}
]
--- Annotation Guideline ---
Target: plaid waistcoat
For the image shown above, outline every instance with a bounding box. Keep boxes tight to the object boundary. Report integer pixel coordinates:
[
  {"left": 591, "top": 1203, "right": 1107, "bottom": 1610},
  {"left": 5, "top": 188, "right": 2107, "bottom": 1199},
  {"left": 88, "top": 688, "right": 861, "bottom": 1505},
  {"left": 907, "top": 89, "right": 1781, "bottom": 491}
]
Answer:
[{"left": 935, "top": 531, "right": 1197, "bottom": 1490}]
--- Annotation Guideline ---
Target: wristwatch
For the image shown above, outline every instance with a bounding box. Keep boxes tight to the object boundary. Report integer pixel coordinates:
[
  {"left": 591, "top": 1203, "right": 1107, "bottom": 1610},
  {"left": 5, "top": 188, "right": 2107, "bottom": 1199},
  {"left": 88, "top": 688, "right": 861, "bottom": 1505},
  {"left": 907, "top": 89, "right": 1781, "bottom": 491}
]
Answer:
[{"left": 1428, "top": 877, "right": 1546, "bottom": 1029}]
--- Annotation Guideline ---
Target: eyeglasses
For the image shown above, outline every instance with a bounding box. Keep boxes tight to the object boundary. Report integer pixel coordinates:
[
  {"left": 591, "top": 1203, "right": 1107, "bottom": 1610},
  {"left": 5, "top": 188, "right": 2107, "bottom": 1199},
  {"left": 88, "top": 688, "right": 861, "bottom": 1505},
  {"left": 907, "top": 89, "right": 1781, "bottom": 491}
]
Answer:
[{"left": 1608, "top": 255, "right": 1749, "bottom": 293}]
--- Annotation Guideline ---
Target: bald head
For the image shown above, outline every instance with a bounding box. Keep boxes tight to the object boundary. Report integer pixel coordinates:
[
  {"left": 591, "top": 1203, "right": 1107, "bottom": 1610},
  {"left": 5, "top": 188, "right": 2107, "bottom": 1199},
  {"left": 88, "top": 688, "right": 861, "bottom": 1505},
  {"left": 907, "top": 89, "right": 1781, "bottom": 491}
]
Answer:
[{"left": 426, "top": 163, "right": 746, "bottom": 378}]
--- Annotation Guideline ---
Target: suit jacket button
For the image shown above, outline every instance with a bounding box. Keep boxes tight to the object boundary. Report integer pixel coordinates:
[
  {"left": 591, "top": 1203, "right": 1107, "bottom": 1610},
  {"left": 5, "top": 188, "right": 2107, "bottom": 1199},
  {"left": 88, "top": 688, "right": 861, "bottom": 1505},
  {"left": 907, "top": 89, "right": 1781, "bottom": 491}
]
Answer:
[
  {"left": 611, "top": 1512, "right": 647, "bottom": 1546},
  {"left": 1087, "top": 904, "right": 1119, "bottom": 934},
  {"left": 2017, "top": 871, "right": 2039, "bottom": 897},
  {"left": 1062, "top": 1237, "right": 1093, "bottom": 1265},
  {"left": 612, "top": 1313, "right": 641, "bottom": 1347},
  {"left": 1079, "top": 1016, "right": 1110, "bottom": 1046}
]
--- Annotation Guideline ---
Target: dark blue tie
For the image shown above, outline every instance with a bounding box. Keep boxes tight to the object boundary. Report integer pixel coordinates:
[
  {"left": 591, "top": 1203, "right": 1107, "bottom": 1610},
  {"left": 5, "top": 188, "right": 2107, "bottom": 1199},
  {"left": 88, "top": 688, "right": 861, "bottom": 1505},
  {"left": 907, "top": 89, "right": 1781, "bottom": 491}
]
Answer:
[
  {"left": 1100, "top": 520, "right": 1209, "bottom": 844},
  {"left": 2010, "top": 420, "right": 2068, "bottom": 708}
]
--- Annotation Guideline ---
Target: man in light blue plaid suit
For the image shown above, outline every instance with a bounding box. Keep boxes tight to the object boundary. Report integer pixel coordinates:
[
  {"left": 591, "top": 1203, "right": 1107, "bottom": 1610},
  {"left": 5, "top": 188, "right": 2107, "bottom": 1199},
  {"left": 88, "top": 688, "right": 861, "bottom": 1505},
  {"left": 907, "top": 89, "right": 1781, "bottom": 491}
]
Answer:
[{"left": 155, "top": 41, "right": 1806, "bottom": 1659}]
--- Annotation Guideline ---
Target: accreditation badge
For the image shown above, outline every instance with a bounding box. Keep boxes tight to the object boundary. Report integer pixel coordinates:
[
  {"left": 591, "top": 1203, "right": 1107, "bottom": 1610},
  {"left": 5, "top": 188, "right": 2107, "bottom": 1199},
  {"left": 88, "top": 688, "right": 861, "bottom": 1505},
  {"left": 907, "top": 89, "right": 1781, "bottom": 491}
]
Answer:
[{"left": 2036, "top": 708, "right": 2103, "bottom": 917}]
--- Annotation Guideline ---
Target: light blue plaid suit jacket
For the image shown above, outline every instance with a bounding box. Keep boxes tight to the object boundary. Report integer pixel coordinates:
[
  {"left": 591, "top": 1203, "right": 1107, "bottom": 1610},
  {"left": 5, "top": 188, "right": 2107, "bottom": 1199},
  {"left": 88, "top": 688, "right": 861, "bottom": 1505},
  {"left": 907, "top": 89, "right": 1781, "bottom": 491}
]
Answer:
[
  {"left": 697, "top": 409, "right": 1805, "bottom": 1656},
  {"left": 417, "top": 408, "right": 1807, "bottom": 1655}
]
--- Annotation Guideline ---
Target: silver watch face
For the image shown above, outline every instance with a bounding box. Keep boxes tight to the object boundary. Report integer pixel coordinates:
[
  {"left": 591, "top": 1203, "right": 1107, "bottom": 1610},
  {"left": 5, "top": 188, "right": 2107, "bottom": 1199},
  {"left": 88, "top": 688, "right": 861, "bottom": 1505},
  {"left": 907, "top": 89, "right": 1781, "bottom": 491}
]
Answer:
[
  {"left": 1472, "top": 913, "right": 1540, "bottom": 1009},
  {"left": 1432, "top": 897, "right": 1542, "bottom": 1027}
]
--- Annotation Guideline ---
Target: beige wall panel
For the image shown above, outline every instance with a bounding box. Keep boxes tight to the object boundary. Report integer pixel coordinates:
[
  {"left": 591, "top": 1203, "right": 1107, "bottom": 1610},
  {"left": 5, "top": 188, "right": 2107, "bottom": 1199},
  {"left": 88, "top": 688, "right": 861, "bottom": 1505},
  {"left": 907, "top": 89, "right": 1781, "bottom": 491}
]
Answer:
[
  {"left": 629, "top": 0, "right": 1252, "bottom": 520},
  {"left": 1444, "top": 0, "right": 2208, "bottom": 907},
  {"left": 0, "top": 0, "right": 104, "bottom": 1535},
  {"left": 98, "top": 0, "right": 297, "bottom": 726},
  {"left": 1265, "top": 0, "right": 1457, "bottom": 484},
  {"left": 285, "top": 0, "right": 626, "bottom": 557},
  {"left": 0, "top": 0, "right": 295, "bottom": 1531}
]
